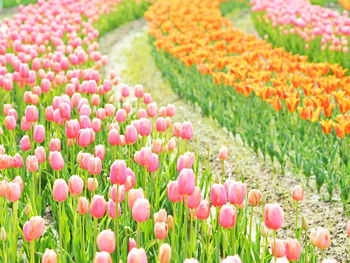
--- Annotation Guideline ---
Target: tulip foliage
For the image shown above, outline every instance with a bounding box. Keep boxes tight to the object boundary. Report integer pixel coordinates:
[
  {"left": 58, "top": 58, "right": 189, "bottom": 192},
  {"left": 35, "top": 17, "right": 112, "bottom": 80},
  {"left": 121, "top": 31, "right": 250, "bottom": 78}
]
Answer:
[
  {"left": 146, "top": 0, "right": 350, "bottom": 206},
  {"left": 0, "top": 0, "right": 346, "bottom": 263}
]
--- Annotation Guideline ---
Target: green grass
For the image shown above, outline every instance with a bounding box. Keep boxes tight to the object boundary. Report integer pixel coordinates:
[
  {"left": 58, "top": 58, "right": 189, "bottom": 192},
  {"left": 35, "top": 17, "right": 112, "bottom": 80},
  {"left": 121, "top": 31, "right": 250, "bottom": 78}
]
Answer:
[{"left": 3, "top": 0, "right": 37, "bottom": 8}]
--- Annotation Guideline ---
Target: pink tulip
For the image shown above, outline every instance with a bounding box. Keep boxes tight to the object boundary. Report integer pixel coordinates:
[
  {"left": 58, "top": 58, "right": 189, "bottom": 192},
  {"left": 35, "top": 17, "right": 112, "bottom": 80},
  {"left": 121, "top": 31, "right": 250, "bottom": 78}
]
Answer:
[
  {"left": 77, "top": 128, "right": 92, "bottom": 147},
  {"left": 42, "top": 248, "right": 57, "bottom": 263},
  {"left": 0, "top": 180, "right": 7, "bottom": 197},
  {"left": 107, "top": 200, "right": 121, "bottom": 218},
  {"left": 110, "top": 184, "right": 125, "bottom": 203},
  {"left": 90, "top": 195, "right": 107, "bottom": 219},
  {"left": 12, "top": 153, "right": 24, "bottom": 168},
  {"left": 143, "top": 93, "right": 152, "bottom": 104},
  {"left": 219, "top": 204, "right": 237, "bottom": 228},
  {"left": 138, "top": 118, "right": 151, "bottom": 137},
  {"left": 87, "top": 178, "right": 99, "bottom": 191},
  {"left": 33, "top": 125, "right": 45, "bottom": 143},
  {"left": 108, "top": 128, "right": 119, "bottom": 146},
  {"left": 173, "top": 122, "right": 182, "bottom": 138},
  {"left": 132, "top": 198, "right": 150, "bottom": 222},
  {"left": 147, "top": 102, "right": 158, "bottom": 118},
  {"left": 156, "top": 117, "right": 166, "bottom": 133},
  {"left": 154, "top": 222, "right": 168, "bottom": 240},
  {"left": 49, "top": 138, "right": 61, "bottom": 152},
  {"left": 147, "top": 153, "right": 159, "bottom": 173},
  {"left": 95, "top": 144, "right": 106, "bottom": 161},
  {"left": 159, "top": 243, "right": 171, "bottom": 263},
  {"left": 228, "top": 181, "right": 247, "bottom": 206},
  {"left": 248, "top": 189, "right": 262, "bottom": 207},
  {"left": 127, "top": 248, "right": 148, "bottom": 263},
  {"left": 5, "top": 182, "right": 21, "bottom": 202},
  {"left": 97, "top": 229, "right": 115, "bottom": 253},
  {"left": 110, "top": 160, "right": 127, "bottom": 185},
  {"left": 125, "top": 125, "right": 138, "bottom": 145},
  {"left": 116, "top": 109, "right": 127, "bottom": 123},
  {"left": 315, "top": 227, "right": 331, "bottom": 250},
  {"left": 20, "top": 135, "right": 31, "bottom": 151},
  {"left": 285, "top": 238, "right": 301, "bottom": 262},
  {"left": 167, "top": 180, "right": 182, "bottom": 203},
  {"left": 128, "top": 238, "right": 137, "bottom": 253},
  {"left": 26, "top": 155, "right": 38, "bottom": 172},
  {"left": 264, "top": 204, "right": 284, "bottom": 230},
  {"left": 34, "top": 146, "right": 46, "bottom": 163},
  {"left": 25, "top": 105, "right": 38, "bottom": 122},
  {"left": 4, "top": 116, "right": 16, "bottom": 130},
  {"left": 222, "top": 255, "right": 242, "bottom": 263},
  {"left": 271, "top": 239, "right": 285, "bottom": 258},
  {"left": 187, "top": 186, "right": 202, "bottom": 209},
  {"left": 88, "top": 156, "right": 102, "bottom": 175},
  {"left": 52, "top": 179, "right": 68, "bottom": 202},
  {"left": 49, "top": 151, "right": 64, "bottom": 171},
  {"left": 166, "top": 104, "right": 176, "bottom": 117},
  {"left": 139, "top": 147, "right": 153, "bottom": 168},
  {"left": 219, "top": 146, "right": 229, "bottom": 160},
  {"left": 292, "top": 185, "right": 303, "bottom": 202},
  {"left": 178, "top": 168, "right": 195, "bottom": 196},
  {"left": 65, "top": 119, "right": 80, "bottom": 139},
  {"left": 78, "top": 197, "right": 89, "bottom": 215},
  {"left": 134, "top": 85, "right": 144, "bottom": 98},
  {"left": 196, "top": 200, "right": 210, "bottom": 220},
  {"left": 94, "top": 252, "right": 112, "bottom": 263},
  {"left": 180, "top": 122, "right": 193, "bottom": 140},
  {"left": 210, "top": 184, "right": 227, "bottom": 207},
  {"left": 347, "top": 220, "right": 350, "bottom": 237},
  {"left": 23, "top": 216, "right": 45, "bottom": 242},
  {"left": 68, "top": 175, "right": 84, "bottom": 196}
]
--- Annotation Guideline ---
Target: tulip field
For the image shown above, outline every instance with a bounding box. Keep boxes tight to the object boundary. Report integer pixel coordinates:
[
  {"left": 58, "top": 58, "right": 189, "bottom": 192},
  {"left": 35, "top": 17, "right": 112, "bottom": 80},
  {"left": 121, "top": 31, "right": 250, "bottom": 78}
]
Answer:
[{"left": 1, "top": 0, "right": 350, "bottom": 262}]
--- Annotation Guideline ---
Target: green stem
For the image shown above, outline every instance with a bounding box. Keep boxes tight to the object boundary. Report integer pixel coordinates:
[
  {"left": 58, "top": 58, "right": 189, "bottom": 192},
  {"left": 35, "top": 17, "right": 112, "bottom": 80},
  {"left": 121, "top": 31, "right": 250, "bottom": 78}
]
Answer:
[
  {"left": 249, "top": 206, "right": 253, "bottom": 247},
  {"left": 137, "top": 222, "right": 141, "bottom": 248},
  {"left": 231, "top": 225, "right": 236, "bottom": 254},
  {"left": 221, "top": 160, "right": 224, "bottom": 184},
  {"left": 295, "top": 201, "right": 298, "bottom": 237},
  {"left": 223, "top": 229, "right": 226, "bottom": 258},
  {"left": 93, "top": 217, "right": 98, "bottom": 258},
  {"left": 184, "top": 195, "right": 188, "bottom": 259},
  {"left": 321, "top": 249, "right": 324, "bottom": 262},
  {"left": 171, "top": 202, "right": 176, "bottom": 248},
  {"left": 115, "top": 184, "right": 120, "bottom": 263},
  {"left": 59, "top": 202, "right": 64, "bottom": 263},
  {"left": 3, "top": 239, "right": 7, "bottom": 263},
  {"left": 30, "top": 241, "right": 35, "bottom": 263},
  {"left": 190, "top": 213, "right": 193, "bottom": 257},
  {"left": 304, "top": 229, "right": 308, "bottom": 263},
  {"left": 32, "top": 171, "right": 36, "bottom": 215},
  {"left": 261, "top": 235, "right": 267, "bottom": 263},
  {"left": 12, "top": 201, "right": 18, "bottom": 261},
  {"left": 273, "top": 230, "right": 277, "bottom": 262},
  {"left": 81, "top": 216, "right": 85, "bottom": 261}
]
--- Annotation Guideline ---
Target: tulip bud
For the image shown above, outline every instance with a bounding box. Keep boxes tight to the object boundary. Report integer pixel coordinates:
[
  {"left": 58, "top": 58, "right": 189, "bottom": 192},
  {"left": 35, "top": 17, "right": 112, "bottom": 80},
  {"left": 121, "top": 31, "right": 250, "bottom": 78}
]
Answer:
[
  {"left": 167, "top": 215, "right": 174, "bottom": 230},
  {"left": 1, "top": 227, "right": 6, "bottom": 241},
  {"left": 261, "top": 222, "right": 267, "bottom": 237},
  {"left": 302, "top": 216, "right": 308, "bottom": 231},
  {"left": 208, "top": 225, "right": 212, "bottom": 236},
  {"left": 25, "top": 203, "right": 31, "bottom": 216}
]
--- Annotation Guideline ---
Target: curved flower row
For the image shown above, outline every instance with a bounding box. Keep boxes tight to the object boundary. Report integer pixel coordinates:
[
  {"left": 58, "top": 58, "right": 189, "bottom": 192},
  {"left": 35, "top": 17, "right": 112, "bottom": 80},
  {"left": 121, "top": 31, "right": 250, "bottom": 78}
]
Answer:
[
  {"left": 146, "top": 0, "right": 350, "bottom": 136},
  {"left": 251, "top": 0, "right": 350, "bottom": 69},
  {"left": 145, "top": 0, "right": 350, "bottom": 203}
]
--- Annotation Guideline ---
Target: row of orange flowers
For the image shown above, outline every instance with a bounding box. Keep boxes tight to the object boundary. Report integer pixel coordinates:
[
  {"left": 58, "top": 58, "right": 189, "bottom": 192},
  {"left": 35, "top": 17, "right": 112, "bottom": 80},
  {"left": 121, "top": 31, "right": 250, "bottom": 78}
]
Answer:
[{"left": 145, "top": 0, "right": 350, "bottom": 138}]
